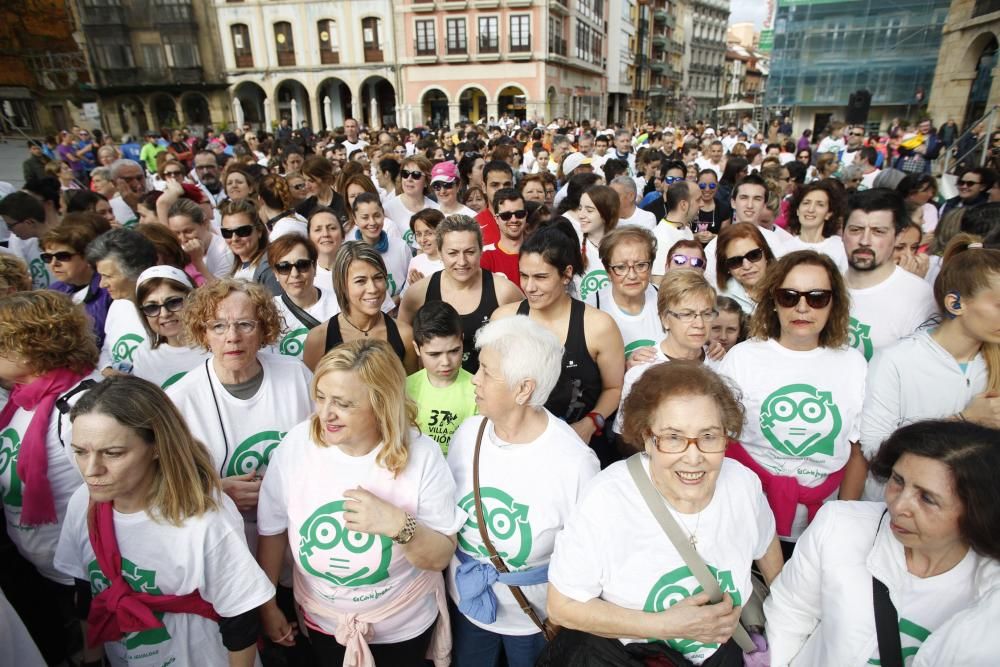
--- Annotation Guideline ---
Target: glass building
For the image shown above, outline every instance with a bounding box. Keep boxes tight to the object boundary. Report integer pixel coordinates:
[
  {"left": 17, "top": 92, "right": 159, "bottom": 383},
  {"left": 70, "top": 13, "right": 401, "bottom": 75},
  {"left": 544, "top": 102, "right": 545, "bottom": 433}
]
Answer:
[{"left": 765, "top": 0, "right": 951, "bottom": 134}]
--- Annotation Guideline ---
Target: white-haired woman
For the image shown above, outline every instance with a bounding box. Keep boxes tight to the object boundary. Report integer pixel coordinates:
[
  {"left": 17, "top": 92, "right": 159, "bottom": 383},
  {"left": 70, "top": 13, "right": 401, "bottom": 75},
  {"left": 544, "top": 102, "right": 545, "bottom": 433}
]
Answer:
[{"left": 447, "top": 316, "right": 601, "bottom": 667}]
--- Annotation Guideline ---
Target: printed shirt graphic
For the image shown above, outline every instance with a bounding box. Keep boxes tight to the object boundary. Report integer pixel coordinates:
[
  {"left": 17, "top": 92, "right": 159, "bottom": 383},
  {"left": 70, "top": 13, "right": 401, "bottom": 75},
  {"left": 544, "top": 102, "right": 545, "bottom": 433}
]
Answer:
[
  {"left": 548, "top": 458, "right": 774, "bottom": 664},
  {"left": 258, "top": 422, "right": 464, "bottom": 644},
  {"left": 406, "top": 369, "right": 477, "bottom": 455},
  {"left": 98, "top": 300, "right": 149, "bottom": 371},
  {"left": 848, "top": 266, "right": 938, "bottom": 362},
  {"left": 131, "top": 344, "right": 211, "bottom": 390},
  {"left": 9, "top": 237, "right": 49, "bottom": 289},
  {"left": 446, "top": 414, "right": 600, "bottom": 635},
  {"left": 272, "top": 289, "right": 339, "bottom": 360},
  {"left": 596, "top": 284, "right": 663, "bottom": 360},
  {"left": 87, "top": 558, "right": 171, "bottom": 650},
  {"left": 576, "top": 239, "right": 608, "bottom": 307}
]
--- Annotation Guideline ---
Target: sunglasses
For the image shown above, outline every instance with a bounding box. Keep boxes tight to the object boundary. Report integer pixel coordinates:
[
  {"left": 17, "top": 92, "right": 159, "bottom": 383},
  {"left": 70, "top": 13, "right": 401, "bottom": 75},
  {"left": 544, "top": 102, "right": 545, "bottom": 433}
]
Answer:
[
  {"left": 724, "top": 247, "right": 765, "bottom": 271},
  {"left": 663, "top": 176, "right": 684, "bottom": 184},
  {"left": 432, "top": 181, "right": 456, "bottom": 191},
  {"left": 40, "top": 251, "right": 77, "bottom": 264},
  {"left": 774, "top": 288, "right": 833, "bottom": 309},
  {"left": 401, "top": 169, "right": 424, "bottom": 181},
  {"left": 273, "top": 258, "right": 315, "bottom": 275},
  {"left": 958, "top": 180, "right": 982, "bottom": 187},
  {"left": 140, "top": 295, "right": 186, "bottom": 318},
  {"left": 497, "top": 209, "right": 528, "bottom": 221},
  {"left": 220, "top": 224, "right": 256, "bottom": 239},
  {"left": 698, "top": 182, "right": 717, "bottom": 190},
  {"left": 670, "top": 254, "right": 706, "bottom": 269},
  {"left": 164, "top": 170, "right": 184, "bottom": 177}
]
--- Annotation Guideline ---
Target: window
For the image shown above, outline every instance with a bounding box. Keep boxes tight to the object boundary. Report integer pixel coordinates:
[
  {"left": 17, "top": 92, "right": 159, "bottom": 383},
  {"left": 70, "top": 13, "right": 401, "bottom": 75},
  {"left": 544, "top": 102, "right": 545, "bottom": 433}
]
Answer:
[
  {"left": 362, "top": 17, "right": 383, "bottom": 62},
  {"left": 141, "top": 44, "right": 164, "bottom": 72},
  {"left": 549, "top": 15, "right": 565, "bottom": 56},
  {"left": 94, "top": 39, "right": 134, "bottom": 69},
  {"left": 478, "top": 16, "right": 498, "bottom": 53},
  {"left": 165, "top": 36, "right": 200, "bottom": 68},
  {"left": 318, "top": 19, "right": 339, "bottom": 64},
  {"left": 575, "top": 20, "right": 601, "bottom": 64},
  {"left": 416, "top": 19, "right": 436, "bottom": 56},
  {"left": 510, "top": 15, "right": 530, "bottom": 53},
  {"left": 274, "top": 22, "right": 295, "bottom": 66},
  {"left": 446, "top": 18, "right": 467, "bottom": 55},
  {"left": 231, "top": 24, "right": 253, "bottom": 68}
]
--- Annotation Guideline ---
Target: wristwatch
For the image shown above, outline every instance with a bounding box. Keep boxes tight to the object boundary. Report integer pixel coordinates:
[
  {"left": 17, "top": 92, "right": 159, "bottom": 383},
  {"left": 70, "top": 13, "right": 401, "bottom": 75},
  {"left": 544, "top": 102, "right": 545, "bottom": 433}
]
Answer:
[
  {"left": 587, "top": 411, "right": 605, "bottom": 436},
  {"left": 392, "top": 512, "right": 417, "bottom": 544}
]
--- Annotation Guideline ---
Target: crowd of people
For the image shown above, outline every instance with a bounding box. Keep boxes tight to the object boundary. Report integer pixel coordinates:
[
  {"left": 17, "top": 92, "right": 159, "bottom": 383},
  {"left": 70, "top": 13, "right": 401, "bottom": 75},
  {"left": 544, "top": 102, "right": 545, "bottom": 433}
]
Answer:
[{"left": 1, "top": 111, "right": 999, "bottom": 667}]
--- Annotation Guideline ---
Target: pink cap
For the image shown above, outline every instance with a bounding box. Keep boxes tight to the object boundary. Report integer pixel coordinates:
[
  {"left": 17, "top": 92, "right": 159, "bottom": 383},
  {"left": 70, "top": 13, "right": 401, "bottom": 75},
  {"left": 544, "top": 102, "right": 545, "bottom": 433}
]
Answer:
[{"left": 431, "top": 161, "right": 458, "bottom": 184}]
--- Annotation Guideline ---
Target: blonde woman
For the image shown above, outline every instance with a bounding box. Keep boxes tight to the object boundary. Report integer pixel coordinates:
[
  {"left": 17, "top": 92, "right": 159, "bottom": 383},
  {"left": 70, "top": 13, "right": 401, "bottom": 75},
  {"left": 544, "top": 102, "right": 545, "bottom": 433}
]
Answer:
[
  {"left": 258, "top": 339, "right": 464, "bottom": 666},
  {"left": 55, "top": 376, "right": 275, "bottom": 667}
]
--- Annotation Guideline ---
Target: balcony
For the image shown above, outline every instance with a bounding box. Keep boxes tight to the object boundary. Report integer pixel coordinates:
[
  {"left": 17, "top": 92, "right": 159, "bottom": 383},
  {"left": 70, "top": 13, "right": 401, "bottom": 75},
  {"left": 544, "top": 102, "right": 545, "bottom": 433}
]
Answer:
[
  {"left": 478, "top": 36, "right": 499, "bottom": 54},
  {"left": 510, "top": 40, "right": 531, "bottom": 54},
  {"left": 668, "top": 40, "right": 684, "bottom": 55},
  {"left": 652, "top": 34, "right": 667, "bottom": 48},
  {"left": 653, "top": 9, "right": 668, "bottom": 24},
  {"left": 277, "top": 50, "right": 295, "bottom": 67},
  {"left": 550, "top": 0, "right": 569, "bottom": 14},
  {"left": 650, "top": 61, "right": 666, "bottom": 73},
  {"left": 549, "top": 35, "right": 567, "bottom": 56},
  {"left": 648, "top": 86, "right": 667, "bottom": 97},
  {"left": 154, "top": 2, "right": 193, "bottom": 25},
  {"left": 364, "top": 47, "right": 384, "bottom": 63},
  {"left": 80, "top": 5, "right": 125, "bottom": 25},
  {"left": 320, "top": 49, "right": 340, "bottom": 65},
  {"left": 97, "top": 65, "right": 202, "bottom": 89}
]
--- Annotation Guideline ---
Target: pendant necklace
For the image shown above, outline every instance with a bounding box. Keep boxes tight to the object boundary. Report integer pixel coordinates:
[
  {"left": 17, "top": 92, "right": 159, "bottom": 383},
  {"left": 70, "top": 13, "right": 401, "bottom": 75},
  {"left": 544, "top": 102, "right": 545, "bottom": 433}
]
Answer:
[{"left": 341, "top": 312, "right": 377, "bottom": 337}]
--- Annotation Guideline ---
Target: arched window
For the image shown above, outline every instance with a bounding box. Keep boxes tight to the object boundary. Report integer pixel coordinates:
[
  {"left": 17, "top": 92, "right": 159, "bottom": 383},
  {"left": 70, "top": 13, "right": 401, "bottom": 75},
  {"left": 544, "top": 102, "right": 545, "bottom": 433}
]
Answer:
[
  {"left": 274, "top": 21, "right": 295, "bottom": 66},
  {"left": 231, "top": 24, "right": 253, "bottom": 68},
  {"left": 318, "top": 19, "right": 339, "bottom": 64}
]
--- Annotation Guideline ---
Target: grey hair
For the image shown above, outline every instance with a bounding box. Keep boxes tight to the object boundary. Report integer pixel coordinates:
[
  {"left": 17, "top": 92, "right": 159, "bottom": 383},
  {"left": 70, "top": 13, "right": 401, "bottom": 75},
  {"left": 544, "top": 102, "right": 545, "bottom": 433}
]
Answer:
[
  {"left": 475, "top": 315, "right": 564, "bottom": 408},
  {"left": 85, "top": 228, "right": 158, "bottom": 281},
  {"left": 90, "top": 166, "right": 112, "bottom": 182},
  {"left": 610, "top": 175, "right": 637, "bottom": 195},
  {"left": 551, "top": 134, "right": 571, "bottom": 148},
  {"left": 615, "top": 129, "right": 631, "bottom": 141},
  {"left": 110, "top": 158, "right": 143, "bottom": 180},
  {"left": 841, "top": 164, "right": 864, "bottom": 182},
  {"left": 167, "top": 198, "right": 205, "bottom": 225}
]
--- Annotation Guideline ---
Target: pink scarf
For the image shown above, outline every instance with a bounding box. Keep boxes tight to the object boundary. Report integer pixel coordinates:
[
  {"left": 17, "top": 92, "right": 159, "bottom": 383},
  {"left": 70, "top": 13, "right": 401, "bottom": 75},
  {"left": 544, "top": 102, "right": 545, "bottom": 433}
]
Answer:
[
  {"left": 86, "top": 501, "right": 219, "bottom": 647},
  {"left": 0, "top": 368, "right": 88, "bottom": 525}
]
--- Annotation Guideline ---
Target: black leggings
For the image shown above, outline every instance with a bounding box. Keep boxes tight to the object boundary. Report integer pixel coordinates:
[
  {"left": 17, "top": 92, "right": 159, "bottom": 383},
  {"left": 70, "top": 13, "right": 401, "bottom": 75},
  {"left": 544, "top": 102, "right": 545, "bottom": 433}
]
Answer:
[{"left": 309, "top": 619, "right": 435, "bottom": 667}]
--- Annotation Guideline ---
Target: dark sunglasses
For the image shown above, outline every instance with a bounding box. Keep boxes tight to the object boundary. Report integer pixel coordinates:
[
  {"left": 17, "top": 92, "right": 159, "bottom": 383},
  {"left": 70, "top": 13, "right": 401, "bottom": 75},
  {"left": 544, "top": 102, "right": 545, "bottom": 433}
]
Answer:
[
  {"left": 400, "top": 169, "right": 424, "bottom": 181},
  {"left": 724, "top": 247, "right": 765, "bottom": 271},
  {"left": 958, "top": 179, "right": 982, "bottom": 187},
  {"left": 140, "top": 295, "right": 186, "bottom": 318},
  {"left": 774, "top": 288, "right": 833, "bottom": 309},
  {"left": 432, "top": 181, "right": 456, "bottom": 191},
  {"left": 273, "top": 258, "right": 315, "bottom": 275},
  {"left": 40, "top": 251, "right": 77, "bottom": 264},
  {"left": 663, "top": 176, "right": 684, "bottom": 184},
  {"left": 698, "top": 182, "right": 717, "bottom": 190},
  {"left": 670, "top": 254, "right": 706, "bottom": 269},
  {"left": 220, "top": 225, "right": 256, "bottom": 239},
  {"left": 497, "top": 209, "right": 528, "bottom": 221}
]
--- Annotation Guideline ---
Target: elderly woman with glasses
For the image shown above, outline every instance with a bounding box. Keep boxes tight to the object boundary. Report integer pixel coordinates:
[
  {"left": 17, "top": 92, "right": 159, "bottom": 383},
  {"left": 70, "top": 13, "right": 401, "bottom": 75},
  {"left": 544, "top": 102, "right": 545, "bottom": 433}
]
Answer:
[
  {"left": 718, "top": 250, "right": 866, "bottom": 558},
  {"left": 543, "top": 362, "right": 783, "bottom": 665}
]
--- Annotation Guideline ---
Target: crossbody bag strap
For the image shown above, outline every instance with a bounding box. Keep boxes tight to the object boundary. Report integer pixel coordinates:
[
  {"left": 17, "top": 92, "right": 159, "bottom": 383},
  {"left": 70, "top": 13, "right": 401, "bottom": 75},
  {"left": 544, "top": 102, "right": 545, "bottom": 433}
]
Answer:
[
  {"left": 281, "top": 292, "right": 322, "bottom": 330},
  {"left": 872, "top": 510, "right": 903, "bottom": 667},
  {"left": 626, "top": 453, "right": 755, "bottom": 653},
  {"left": 472, "top": 418, "right": 551, "bottom": 637}
]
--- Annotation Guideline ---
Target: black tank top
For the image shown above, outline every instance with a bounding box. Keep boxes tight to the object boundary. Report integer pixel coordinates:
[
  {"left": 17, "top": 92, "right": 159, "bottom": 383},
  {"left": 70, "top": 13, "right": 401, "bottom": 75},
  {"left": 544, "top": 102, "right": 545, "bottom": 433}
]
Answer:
[
  {"left": 323, "top": 312, "right": 406, "bottom": 363},
  {"left": 517, "top": 298, "right": 601, "bottom": 424},
  {"left": 426, "top": 269, "right": 499, "bottom": 374}
]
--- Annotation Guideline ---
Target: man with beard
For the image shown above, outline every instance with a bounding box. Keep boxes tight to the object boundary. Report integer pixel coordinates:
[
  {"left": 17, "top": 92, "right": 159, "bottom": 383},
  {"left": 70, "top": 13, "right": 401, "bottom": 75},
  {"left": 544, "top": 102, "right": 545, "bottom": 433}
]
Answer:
[{"left": 842, "top": 189, "right": 937, "bottom": 361}]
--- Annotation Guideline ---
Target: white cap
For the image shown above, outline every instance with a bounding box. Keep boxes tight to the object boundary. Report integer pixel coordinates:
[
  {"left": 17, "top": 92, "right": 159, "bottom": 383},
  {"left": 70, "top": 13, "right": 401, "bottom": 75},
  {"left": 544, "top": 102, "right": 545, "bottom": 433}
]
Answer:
[
  {"left": 561, "top": 152, "right": 593, "bottom": 175},
  {"left": 135, "top": 265, "right": 195, "bottom": 295}
]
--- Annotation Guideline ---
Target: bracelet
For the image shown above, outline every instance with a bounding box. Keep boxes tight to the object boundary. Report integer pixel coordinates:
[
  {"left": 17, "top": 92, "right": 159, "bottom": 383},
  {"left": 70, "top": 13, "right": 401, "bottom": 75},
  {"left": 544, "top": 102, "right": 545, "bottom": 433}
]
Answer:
[{"left": 391, "top": 512, "right": 417, "bottom": 545}]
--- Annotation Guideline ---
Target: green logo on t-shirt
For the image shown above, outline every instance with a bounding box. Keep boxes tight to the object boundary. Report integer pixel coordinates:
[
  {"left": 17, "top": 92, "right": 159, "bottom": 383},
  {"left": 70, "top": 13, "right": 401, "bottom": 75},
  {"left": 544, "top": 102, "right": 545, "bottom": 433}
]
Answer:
[
  {"left": 457, "top": 487, "right": 532, "bottom": 568},
  {"left": 29, "top": 258, "right": 49, "bottom": 289},
  {"left": 279, "top": 327, "right": 309, "bottom": 357},
  {"left": 112, "top": 333, "right": 144, "bottom": 363},
  {"left": 225, "top": 430, "right": 286, "bottom": 478},
  {"left": 387, "top": 273, "right": 398, "bottom": 296},
  {"left": 760, "top": 383, "right": 843, "bottom": 457},
  {"left": 624, "top": 339, "right": 657, "bottom": 359},
  {"left": 849, "top": 317, "right": 874, "bottom": 361},
  {"left": 403, "top": 229, "right": 415, "bottom": 247},
  {"left": 644, "top": 564, "right": 742, "bottom": 656},
  {"left": 0, "top": 428, "right": 23, "bottom": 507},
  {"left": 579, "top": 270, "right": 609, "bottom": 301},
  {"left": 298, "top": 500, "right": 392, "bottom": 586},
  {"left": 88, "top": 558, "right": 171, "bottom": 649},
  {"left": 867, "top": 618, "right": 931, "bottom": 664},
  {"left": 161, "top": 372, "right": 187, "bottom": 389}
]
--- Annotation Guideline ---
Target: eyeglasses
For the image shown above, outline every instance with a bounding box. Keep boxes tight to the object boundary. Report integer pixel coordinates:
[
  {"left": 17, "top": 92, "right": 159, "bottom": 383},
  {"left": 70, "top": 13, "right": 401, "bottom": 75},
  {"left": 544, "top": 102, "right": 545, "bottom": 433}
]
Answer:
[
  {"left": 163, "top": 170, "right": 184, "bottom": 177},
  {"left": 273, "top": 258, "right": 315, "bottom": 275},
  {"left": 291, "top": 183, "right": 307, "bottom": 190},
  {"left": 663, "top": 176, "right": 684, "bottom": 184},
  {"left": 140, "top": 295, "right": 186, "bottom": 318},
  {"left": 40, "top": 251, "right": 77, "bottom": 264},
  {"left": 649, "top": 431, "right": 728, "bottom": 454},
  {"left": 497, "top": 209, "right": 528, "bottom": 221},
  {"left": 724, "top": 247, "right": 765, "bottom": 271},
  {"left": 774, "top": 288, "right": 833, "bottom": 309},
  {"left": 698, "top": 182, "right": 717, "bottom": 190},
  {"left": 958, "top": 179, "right": 982, "bottom": 187},
  {"left": 206, "top": 320, "right": 258, "bottom": 335},
  {"left": 609, "top": 260, "right": 652, "bottom": 276},
  {"left": 670, "top": 254, "right": 706, "bottom": 269},
  {"left": 431, "top": 181, "right": 456, "bottom": 191},
  {"left": 666, "top": 308, "right": 718, "bottom": 323},
  {"left": 400, "top": 169, "right": 424, "bottom": 181},
  {"left": 220, "top": 225, "right": 256, "bottom": 239}
]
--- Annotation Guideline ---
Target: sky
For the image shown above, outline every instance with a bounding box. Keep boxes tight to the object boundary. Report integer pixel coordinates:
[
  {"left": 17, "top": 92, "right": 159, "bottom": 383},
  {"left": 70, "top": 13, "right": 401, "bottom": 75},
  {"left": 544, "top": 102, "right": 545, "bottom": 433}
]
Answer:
[{"left": 729, "top": 3, "right": 771, "bottom": 29}]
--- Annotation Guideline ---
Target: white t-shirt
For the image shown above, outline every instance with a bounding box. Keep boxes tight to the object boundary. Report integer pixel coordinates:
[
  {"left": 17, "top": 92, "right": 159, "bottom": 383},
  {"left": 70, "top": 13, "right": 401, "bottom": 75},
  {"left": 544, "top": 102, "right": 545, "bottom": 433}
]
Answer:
[
  {"left": 407, "top": 253, "right": 444, "bottom": 282},
  {"left": 718, "top": 338, "right": 867, "bottom": 538},
  {"left": 446, "top": 414, "right": 600, "bottom": 635},
  {"left": 695, "top": 158, "right": 723, "bottom": 179},
  {"left": 342, "top": 139, "right": 369, "bottom": 156},
  {"left": 7, "top": 236, "right": 48, "bottom": 289},
  {"left": 204, "top": 233, "right": 235, "bottom": 278},
  {"left": 371, "top": 234, "right": 412, "bottom": 298},
  {"left": 54, "top": 487, "right": 274, "bottom": 667},
  {"left": 99, "top": 299, "right": 149, "bottom": 371},
  {"left": 652, "top": 222, "right": 694, "bottom": 276},
  {"left": 131, "top": 343, "right": 212, "bottom": 389},
  {"left": 618, "top": 207, "right": 657, "bottom": 232},
  {"left": 816, "top": 136, "right": 845, "bottom": 155},
  {"left": 383, "top": 196, "right": 439, "bottom": 250},
  {"left": 549, "top": 457, "right": 774, "bottom": 663},
  {"left": 110, "top": 194, "right": 138, "bottom": 227},
  {"left": 596, "top": 285, "right": 663, "bottom": 359},
  {"left": 272, "top": 289, "right": 340, "bottom": 360},
  {"left": 576, "top": 238, "right": 608, "bottom": 307},
  {"left": 612, "top": 351, "right": 720, "bottom": 434},
  {"left": 313, "top": 266, "right": 395, "bottom": 314},
  {"left": 439, "top": 204, "right": 477, "bottom": 219},
  {"left": 258, "top": 422, "right": 465, "bottom": 643},
  {"left": 847, "top": 266, "right": 938, "bottom": 362},
  {"left": 1, "top": 381, "right": 89, "bottom": 584},
  {"left": 269, "top": 213, "right": 309, "bottom": 241},
  {"left": 717, "top": 277, "right": 757, "bottom": 315},
  {"left": 781, "top": 236, "right": 849, "bottom": 274}
]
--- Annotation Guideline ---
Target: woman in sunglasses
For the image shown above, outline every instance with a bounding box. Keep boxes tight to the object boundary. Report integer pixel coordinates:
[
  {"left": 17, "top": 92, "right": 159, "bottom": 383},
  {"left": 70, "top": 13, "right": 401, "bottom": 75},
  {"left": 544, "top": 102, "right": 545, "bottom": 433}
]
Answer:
[
  {"left": 219, "top": 198, "right": 280, "bottom": 296},
  {"left": 695, "top": 169, "right": 732, "bottom": 241},
  {"left": 666, "top": 239, "right": 708, "bottom": 274},
  {"left": 783, "top": 180, "right": 849, "bottom": 273},
  {"left": 430, "top": 161, "right": 476, "bottom": 218},
  {"left": 268, "top": 235, "right": 338, "bottom": 360},
  {"left": 714, "top": 222, "right": 776, "bottom": 314},
  {"left": 285, "top": 170, "right": 309, "bottom": 208},
  {"left": 718, "top": 250, "right": 866, "bottom": 557},
  {"left": 384, "top": 155, "right": 440, "bottom": 251},
  {"left": 131, "top": 265, "right": 210, "bottom": 388}
]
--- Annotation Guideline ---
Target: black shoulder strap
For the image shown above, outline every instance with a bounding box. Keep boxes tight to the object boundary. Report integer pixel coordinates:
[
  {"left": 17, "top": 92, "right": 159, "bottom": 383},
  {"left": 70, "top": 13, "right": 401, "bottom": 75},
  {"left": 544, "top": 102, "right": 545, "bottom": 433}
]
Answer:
[
  {"left": 281, "top": 292, "right": 322, "bottom": 330},
  {"left": 872, "top": 510, "right": 903, "bottom": 667},
  {"left": 56, "top": 379, "right": 98, "bottom": 448}
]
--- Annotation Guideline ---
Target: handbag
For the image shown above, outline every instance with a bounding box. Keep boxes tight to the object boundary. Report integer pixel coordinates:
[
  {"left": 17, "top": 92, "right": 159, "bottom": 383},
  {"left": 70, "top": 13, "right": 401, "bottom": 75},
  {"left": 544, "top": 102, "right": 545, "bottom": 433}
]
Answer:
[
  {"left": 471, "top": 418, "right": 559, "bottom": 641},
  {"left": 625, "top": 453, "right": 764, "bottom": 653}
]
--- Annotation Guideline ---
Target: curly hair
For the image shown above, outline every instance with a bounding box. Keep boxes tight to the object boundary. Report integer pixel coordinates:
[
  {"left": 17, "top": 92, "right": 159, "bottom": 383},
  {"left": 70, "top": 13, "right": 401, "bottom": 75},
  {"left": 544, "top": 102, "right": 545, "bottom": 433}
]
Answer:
[
  {"left": 749, "top": 249, "right": 850, "bottom": 348},
  {"left": 0, "top": 291, "right": 99, "bottom": 374},
  {"left": 182, "top": 278, "right": 282, "bottom": 351},
  {"left": 0, "top": 255, "right": 31, "bottom": 294}
]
